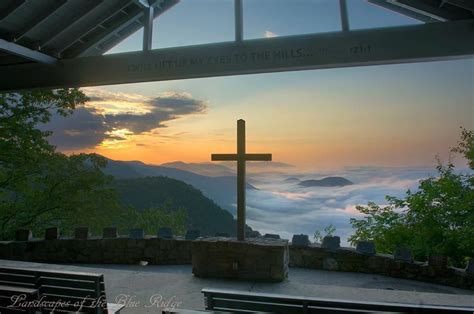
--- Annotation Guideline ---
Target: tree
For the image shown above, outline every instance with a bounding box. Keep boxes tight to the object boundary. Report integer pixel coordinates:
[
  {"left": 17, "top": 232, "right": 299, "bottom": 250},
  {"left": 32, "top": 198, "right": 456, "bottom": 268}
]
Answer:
[
  {"left": 349, "top": 128, "right": 474, "bottom": 267},
  {"left": 1, "top": 90, "right": 84, "bottom": 192},
  {"left": 117, "top": 206, "right": 187, "bottom": 236},
  {"left": 0, "top": 90, "right": 125, "bottom": 238},
  {"left": 452, "top": 128, "right": 473, "bottom": 170},
  {"left": 113, "top": 176, "right": 235, "bottom": 235}
]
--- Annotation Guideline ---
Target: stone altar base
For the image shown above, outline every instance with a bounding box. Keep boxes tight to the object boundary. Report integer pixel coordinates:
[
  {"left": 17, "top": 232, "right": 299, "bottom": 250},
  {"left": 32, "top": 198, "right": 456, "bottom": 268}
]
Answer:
[{"left": 192, "top": 237, "right": 289, "bottom": 282}]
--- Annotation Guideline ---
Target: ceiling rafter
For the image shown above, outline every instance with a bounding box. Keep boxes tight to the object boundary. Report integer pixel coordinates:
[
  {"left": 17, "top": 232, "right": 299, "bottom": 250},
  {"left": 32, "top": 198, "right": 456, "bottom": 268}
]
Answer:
[
  {"left": 12, "top": 0, "right": 67, "bottom": 43},
  {"left": 64, "top": 0, "right": 176, "bottom": 58},
  {"left": 368, "top": 0, "right": 473, "bottom": 22},
  {"left": 39, "top": 0, "right": 105, "bottom": 50},
  {"left": 69, "top": 3, "right": 143, "bottom": 57},
  {"left": 443, "top": 0, "right": 474, "bottom": 12},
  {"left": 367, "top": 0, "right": 442, "bottom": 22},
  {"left": 0, "top": 0, "right": 27, "bottom": 20},
  {"left": 55, "top": 0, "right": 142, "bottom": 58},
  {"left": 0, "top": 39, "right": 56, "bottom": 65}
]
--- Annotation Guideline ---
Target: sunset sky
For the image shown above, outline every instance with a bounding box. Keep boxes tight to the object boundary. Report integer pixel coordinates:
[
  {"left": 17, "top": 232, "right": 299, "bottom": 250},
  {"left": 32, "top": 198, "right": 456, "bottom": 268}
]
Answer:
[{"left": 47, "top": 0, "right": 474, "bottom": 169}]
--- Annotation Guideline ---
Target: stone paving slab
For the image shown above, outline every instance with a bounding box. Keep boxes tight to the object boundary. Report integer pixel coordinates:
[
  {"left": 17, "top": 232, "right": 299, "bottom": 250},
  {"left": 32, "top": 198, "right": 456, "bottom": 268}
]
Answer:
[{"left": 0, "top": 259, "right": 472, "bottom": 313}]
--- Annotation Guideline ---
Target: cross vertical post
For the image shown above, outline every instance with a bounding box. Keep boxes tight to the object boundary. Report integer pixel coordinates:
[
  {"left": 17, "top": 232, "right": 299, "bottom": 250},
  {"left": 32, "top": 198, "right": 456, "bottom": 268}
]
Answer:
[
  {"left": 211, "top": 119, "right": 272, "bottom": 241},
  {"left": 237, "top": 119, "right": 246, "bottom": 240}
]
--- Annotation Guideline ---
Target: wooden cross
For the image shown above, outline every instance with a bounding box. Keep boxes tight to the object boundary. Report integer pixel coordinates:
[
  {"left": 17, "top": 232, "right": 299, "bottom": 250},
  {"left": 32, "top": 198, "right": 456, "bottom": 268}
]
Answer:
[{"left": 211, "top": 119, "right": 272, "bottom": 241}]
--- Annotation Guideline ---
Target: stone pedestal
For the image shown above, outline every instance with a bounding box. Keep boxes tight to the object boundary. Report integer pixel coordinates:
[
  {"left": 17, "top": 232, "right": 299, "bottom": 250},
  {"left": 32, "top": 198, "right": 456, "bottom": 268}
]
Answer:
[
  {"left": 429, "top": 254, "right": 447, "bottom": 269},
  {"left": 321, "top": 236, "right": 340, "bottom": 250},
  {"left": 192, "top": 237, "right": 289, "bottom": 282},
  {"left": 103, "top": 227, "right": 118, "bottom": 238},
  {"left": 74, "top": 227, "right": 89, "bottom": 240},
  {"left": 45, "top": 227, "right": 59, "bottom": 240},
  {"left": 394, "top": 247, "right": 413, "bottom": 263},
  {"left": 466, "top": 258, "right": 474, "bottom": 274},
  {"left": 356, "top": 241, "right": 376, "bottom": 255},
  {"left": 16, "top": 229, "right": 32, "bottom": 241},
  {"left": 291, "top": 234, "right": 310, "bottom": 246}
]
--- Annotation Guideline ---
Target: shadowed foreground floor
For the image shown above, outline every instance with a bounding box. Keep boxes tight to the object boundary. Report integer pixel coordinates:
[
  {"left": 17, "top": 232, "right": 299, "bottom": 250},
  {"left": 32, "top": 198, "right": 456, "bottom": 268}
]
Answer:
[{"left": 1, "top": 259, "right": 472, "bottom": 313}]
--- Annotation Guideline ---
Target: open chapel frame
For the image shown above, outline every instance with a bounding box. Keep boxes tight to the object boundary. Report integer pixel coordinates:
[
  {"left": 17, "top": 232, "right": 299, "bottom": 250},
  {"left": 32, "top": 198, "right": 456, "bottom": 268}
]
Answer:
[{"left": 0, "top": 0, "right": 473, "bottom": 92}]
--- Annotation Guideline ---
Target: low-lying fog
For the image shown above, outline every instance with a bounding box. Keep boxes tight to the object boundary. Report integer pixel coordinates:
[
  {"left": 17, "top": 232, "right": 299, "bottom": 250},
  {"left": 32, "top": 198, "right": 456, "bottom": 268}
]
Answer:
[{"left": 244, "top": 166, "right": 440, "bottom": 246}]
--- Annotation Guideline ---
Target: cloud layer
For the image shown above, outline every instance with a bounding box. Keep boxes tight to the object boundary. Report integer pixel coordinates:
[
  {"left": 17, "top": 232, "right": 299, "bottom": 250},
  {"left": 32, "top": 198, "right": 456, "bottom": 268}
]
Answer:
[
  {"left": 243, "top": 167, "right": 437, "bottom": 245},
  {"left": 44, "top": 90, "right": 207, "bottom": 150}
]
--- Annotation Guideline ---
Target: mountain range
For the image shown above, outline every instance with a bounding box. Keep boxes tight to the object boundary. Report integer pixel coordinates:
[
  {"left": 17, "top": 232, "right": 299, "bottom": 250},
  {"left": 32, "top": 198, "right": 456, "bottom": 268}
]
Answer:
[
  {"left": 160, "top": 161, "right": 234, "bottom": 177},
  {"left": 114, "top": 176, "right": 236, "bottom": 236},
  {"left": 102, "top": 157, "right": 355, "bottom": 236},
  {"left": 103, "top": 158, "right": 254, "bottom": 212},
  {"left": 159, "top": 160, "right": 295, "bottom": 176}
]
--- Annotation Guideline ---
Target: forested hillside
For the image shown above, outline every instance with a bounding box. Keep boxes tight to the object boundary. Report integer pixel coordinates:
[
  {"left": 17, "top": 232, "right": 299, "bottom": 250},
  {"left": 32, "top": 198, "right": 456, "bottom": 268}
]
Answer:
[{"left": 114, "top": 176, "right": 237, "bottom": 236}]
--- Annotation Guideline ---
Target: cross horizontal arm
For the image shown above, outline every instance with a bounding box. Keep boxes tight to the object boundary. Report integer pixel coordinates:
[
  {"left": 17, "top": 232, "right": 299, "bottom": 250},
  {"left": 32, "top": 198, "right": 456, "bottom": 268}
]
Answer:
[
  {"left": 211, "top": 153, "right": 272, "bottom": 161},
  {"left": 245, "top": 154, "right": 272, "bottom": 161},
  {"left": 211, "top": 154, "right": 237, "bottom": 161}
]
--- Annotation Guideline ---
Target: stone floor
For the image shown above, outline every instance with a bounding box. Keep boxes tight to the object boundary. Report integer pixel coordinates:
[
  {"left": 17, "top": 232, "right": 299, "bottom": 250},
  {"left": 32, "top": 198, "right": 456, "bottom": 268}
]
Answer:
[{"left": 1, "top": 259, "right": 473, "bottom": 313}]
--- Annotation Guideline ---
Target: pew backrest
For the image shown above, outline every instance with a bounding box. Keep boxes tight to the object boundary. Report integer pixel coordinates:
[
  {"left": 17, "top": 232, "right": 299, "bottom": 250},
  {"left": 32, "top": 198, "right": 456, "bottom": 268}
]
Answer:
[
  {"left": 0, "top": 266, "right": 119, "bottom": 313},
  {"left": 201, "top": 288, "right": 474, "bottom": 314}
]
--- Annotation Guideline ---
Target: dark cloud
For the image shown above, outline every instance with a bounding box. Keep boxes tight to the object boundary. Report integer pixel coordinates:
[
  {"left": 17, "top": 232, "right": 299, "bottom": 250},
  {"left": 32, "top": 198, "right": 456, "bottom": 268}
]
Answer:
[
  {"left": 43, "top": 107, "right": 112, "bottom": 150},
  {"left": 85, "top": 95, "right": 104, "bottom": 102},
  {"left": 105, "top": 112, "right": 168, "bottom": 133},
  {"left": 148, "top": 94, "right": 207, "bottom": 115},
  {"left": 104, "top": 93, "right": 206, "bottom": 133},
  {"left": 41, "top": 91, "right": 206, "bottom": 150}
]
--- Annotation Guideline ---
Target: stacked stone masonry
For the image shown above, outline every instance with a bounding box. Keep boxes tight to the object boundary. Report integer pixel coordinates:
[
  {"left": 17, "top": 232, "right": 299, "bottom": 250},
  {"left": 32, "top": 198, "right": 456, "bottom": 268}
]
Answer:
[
  {"left": 1, "top": 231, "right": 472, "bottom": 290},
  {"left": 289, "top": 245, "right": 474, "bottom": 290},
  {"left": 0, "top": 237, "right": 192, "bottom": 265}
]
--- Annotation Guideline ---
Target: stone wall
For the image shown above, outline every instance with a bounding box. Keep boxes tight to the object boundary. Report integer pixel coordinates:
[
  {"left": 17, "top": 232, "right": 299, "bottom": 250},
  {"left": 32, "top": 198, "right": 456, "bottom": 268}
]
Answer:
[
  {"left": 0, "top": 237, "right": 192, "bottom": 265},
  {"left": 290, "top": 245, "right": 474, "bottom": 290},
  {"left": 1, "top": 233, "right": 472, "bottom": 290}
]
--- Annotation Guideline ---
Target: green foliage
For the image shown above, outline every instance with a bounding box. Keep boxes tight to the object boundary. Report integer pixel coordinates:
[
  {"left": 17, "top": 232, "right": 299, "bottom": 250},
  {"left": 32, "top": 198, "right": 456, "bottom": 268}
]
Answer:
[
  {"left": 0, "top": 90, "right": 86, "bottom": 198},
  {"left": 0, "top": 152, "right": 123, "bottom": 238},
  {"left": 349, "top": 129, "right": 474, "bottom": 267},
  {"left": 114, "top": 176, "right": 236, "bottom": 235},
  {"left": 314, "top": 224, "right": 336, "bottom": 242},
  {"left": 348, "top": 201, "right": 412, "bottom": 253},
  {"left": 0, "top": 89, "right": 120, "bottom": 238},
  {"left": 117, "top": 206, "right": 187, "bottom": 236},
  {"left": 452, "top": 127, "right": 473, "bottom": 170},
  {"left": 0, "top": 90, "right": 86, "bottom": 156},
  {"left": 0, "top": 89, "right": 187, "bottom": 239}
]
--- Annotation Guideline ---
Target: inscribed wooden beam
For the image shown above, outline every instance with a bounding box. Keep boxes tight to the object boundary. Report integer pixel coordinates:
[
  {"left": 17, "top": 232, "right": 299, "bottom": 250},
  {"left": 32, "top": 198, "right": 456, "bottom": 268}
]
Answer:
[{"left": 0, "top": 20, "right": 473, "bottom": 92}]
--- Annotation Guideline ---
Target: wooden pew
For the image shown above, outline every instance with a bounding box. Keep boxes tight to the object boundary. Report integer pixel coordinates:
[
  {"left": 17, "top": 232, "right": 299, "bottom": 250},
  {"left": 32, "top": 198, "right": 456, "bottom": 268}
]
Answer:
[
  {"left": 0, "top": 285, "right": 39, "bottom": 313},
  {"left": 201, "top": 288, "right": 474, "bottom": 313},
  {"left": 0, "top": 266, "right": 124, "bottom": 313}
]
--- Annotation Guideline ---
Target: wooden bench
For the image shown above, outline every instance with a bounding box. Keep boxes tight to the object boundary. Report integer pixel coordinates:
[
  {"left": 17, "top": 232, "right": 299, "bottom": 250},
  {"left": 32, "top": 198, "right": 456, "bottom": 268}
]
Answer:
[
  {"left": 202, "top": 288, "right": 474, "bottom": 313},
  {"left": 0, "top": 284, "right": 39, "bottom": 313},
  {"left": 162, "top": 310, "right": 223, "bottom": 314},
  {"left": 0, "top": 266, "right": 124, "bottom": 313}
]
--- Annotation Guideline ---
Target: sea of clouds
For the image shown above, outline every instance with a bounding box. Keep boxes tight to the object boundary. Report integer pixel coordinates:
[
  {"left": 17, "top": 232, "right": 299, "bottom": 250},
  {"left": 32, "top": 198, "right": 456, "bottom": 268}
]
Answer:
[{"left": 244, "top": 166, "right": 442, "bottom": 246}]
